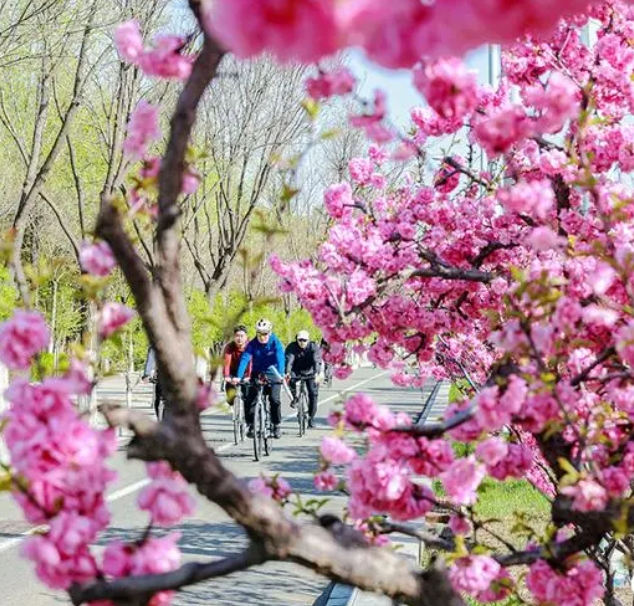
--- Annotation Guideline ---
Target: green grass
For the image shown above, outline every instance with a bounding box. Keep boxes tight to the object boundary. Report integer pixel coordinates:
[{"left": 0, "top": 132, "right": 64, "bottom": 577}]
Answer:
[
  {"left": 448, "top": 381, "right": 471, "bottom": 403},
  {"left": 474, "top": 478, "right": 550, "bottom": 520}
]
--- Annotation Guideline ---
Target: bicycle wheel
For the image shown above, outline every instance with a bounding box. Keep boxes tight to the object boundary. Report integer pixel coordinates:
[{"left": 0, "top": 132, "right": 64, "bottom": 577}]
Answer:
[
  {"left": 263, "top": 396, "right": 271, "bottom": 457},
  {"left": 232, "top": 395, "right": 240, "bottom": 445},
  {"left": 298, "top": 390, "right": 307, "bottom": 437},
  {"left": 253, "top": 396, "right": 263, "bottom": 462},
  {"left": 238, "top": 395, "right": 246, "bottom": 442}
]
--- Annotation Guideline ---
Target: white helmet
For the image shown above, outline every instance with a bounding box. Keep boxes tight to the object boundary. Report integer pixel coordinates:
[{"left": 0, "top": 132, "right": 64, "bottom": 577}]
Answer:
[
  {"left": 296, "top": 330, "right": 310, "bottom": 341},
  {"left": 255, "top": 318, "right": 272, "bottom": 334}
]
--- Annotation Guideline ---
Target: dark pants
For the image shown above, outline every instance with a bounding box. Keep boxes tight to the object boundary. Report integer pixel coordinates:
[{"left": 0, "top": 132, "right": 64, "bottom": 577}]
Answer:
[
  {"left": 245, "top": 381, "right": 282, "bottom": 427},
  {"left": 153, "top": 380, "right": 163, "bottom": 419},
  {"left": 289, "top": 376, "right": 318, "bottom": 419}
]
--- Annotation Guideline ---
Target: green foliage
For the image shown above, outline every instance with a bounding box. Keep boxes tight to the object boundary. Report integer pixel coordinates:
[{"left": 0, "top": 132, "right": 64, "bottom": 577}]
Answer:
[
  {"left": 448, "top": 380, "right": 472, "bottom": 403},
  {"left": 100, "top": 315, "right": 148, "bottom": 373},
  {"left": 0, "top": 266, "right": 17, "bottom": 321},
  {"left": 189, "top": 289, "right": 321, "bottom": 350},
  {"left": 31, "top": 352, "right": 70, "bottom": 382}
]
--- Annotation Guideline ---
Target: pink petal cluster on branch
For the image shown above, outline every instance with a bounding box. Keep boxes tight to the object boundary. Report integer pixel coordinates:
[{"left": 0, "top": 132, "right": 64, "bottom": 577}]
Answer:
[{"left": 203, "top": 0, "right": 615, "bottom": 66}]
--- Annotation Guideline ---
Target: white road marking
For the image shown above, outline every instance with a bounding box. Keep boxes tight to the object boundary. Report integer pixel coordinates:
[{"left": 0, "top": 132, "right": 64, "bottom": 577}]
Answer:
[{"left": 0, "top": 370, "right": 388, "bottom": 553}]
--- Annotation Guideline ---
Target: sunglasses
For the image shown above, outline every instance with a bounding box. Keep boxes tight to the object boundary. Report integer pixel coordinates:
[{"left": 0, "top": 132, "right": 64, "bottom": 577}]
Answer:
[
  {"left": 297, "top": 338, "right": 308, "bottom": 342},
  {"left": 256, "top": 332, "right": 270, "bottom": 337}
]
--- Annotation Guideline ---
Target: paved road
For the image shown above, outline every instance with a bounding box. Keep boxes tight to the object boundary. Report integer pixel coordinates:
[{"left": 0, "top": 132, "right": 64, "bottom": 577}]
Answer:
[{"left": 0, "top": 368, "right": 435, "bottom": 606}]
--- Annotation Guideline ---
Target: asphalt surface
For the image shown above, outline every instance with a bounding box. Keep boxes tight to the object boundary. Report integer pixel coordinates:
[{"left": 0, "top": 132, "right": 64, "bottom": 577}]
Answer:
[{"left": 0, "top": 368, "right": 433, "bottom": 606}]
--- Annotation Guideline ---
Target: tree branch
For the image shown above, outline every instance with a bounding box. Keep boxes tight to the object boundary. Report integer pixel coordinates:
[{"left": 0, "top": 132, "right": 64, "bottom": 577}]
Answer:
[
  {"left": 70, "top": 544, "right": 267, "bottom": 605},
  {"left": 39, "top": 191, "right": 80, "bottom": 260}
]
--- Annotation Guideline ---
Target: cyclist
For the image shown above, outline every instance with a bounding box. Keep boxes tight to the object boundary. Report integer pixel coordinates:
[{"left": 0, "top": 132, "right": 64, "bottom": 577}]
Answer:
[
  {"left": 286, "top": 330, "right": 322, "bottom": 428},
  {"left": 141, "top": 345, "right": 163, "bottom": 419},
  {"left": 234, "top": 318, "right": 285, "bottom": 439},
  {"left": 223, "top": 325, "right": 251, "bottom": 406}
]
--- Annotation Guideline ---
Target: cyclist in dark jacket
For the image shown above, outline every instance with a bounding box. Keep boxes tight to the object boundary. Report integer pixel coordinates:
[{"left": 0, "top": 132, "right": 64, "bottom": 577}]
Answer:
[
  {"left": 286, "top": 330, "right": 322, "bottom": 428},
  {"left": 235, "top": 318, "right": 285, "bottom": 439}
]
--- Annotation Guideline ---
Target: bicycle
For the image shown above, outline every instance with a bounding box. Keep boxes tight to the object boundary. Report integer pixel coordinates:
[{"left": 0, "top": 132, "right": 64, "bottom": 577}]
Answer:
[
  {"left": 231, "top": 383, "right": 247, "bottom": 445},
  {"left": 295, "top": 377, "right": 310, "bottom": 437},
  {"left": 251, "top": 376, "right": 272, "bottom": 462}
]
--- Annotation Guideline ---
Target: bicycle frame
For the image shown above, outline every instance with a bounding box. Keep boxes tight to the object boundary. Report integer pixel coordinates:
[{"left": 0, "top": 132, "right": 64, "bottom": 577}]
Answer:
[
  {"left": 296, "top": 377, "right": 310, "bottom": 437},
  {"left": 231, "top": 384, "right": 246, "bottom": 445},
  {"left": 251, "top": 377, "right": 272, "bottom": 461}
]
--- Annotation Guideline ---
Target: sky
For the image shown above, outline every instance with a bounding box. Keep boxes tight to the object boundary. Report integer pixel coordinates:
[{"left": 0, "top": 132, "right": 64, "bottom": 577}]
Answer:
[{"left": 345, "top": 46, "right": 495, "bottom": 125}]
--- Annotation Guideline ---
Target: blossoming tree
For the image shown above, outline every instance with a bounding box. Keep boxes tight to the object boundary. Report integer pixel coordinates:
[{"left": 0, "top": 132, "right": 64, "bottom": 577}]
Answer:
[{"left": 3, "top": 1, "right": 634, "bottom": 606}]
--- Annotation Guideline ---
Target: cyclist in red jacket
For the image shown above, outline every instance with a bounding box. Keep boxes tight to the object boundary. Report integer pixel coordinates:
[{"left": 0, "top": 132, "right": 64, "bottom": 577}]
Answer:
[{"left": 223, "top": 325, "right": 251, "bottom": 406}]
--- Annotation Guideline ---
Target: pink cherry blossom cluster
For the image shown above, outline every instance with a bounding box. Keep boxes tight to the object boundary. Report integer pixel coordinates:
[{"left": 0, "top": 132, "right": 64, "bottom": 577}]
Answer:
[
  {"left": 98, "top": 302, "right": 135, "bottom": 339},
  {"left": 0, "top": 310, "right": 49, "bottom": 370},
  {"left": 123, "top": 100, "right": 161, "bottom": 160},
  {"left": 114, "top": 21, "right": 192, "bottom": 80},
  {"left": 138, "top": 462, "right": 196, "bottom": 526},
  {"left": 2, "top": 367, "right": 116, "bottom": 589},
  {"left": 102, "top": 533, "right": 182, "bottom": 606},
  {"left": 526, "top": 559, "right": 604, "bottom": 606},
  {"left": 305, "top": 67, "right": 356, "bottom": 101},
  {"left": 203, "top": 0, "right": 613, "bottom": 67},
  {"left": 274, "top": 3, "right": 634, "bottom": 602},
  {"left": 1, "top": 313, "right": 185, "bottom": 600},
  {"left": 448, "top": 555, "right": 511, "bottom": 602},
  {"left": 80, "top": 240, "right": 117, "bottom": 277},
  {"left": 248, "top": 474, "right": 292, "bottom": 504}
]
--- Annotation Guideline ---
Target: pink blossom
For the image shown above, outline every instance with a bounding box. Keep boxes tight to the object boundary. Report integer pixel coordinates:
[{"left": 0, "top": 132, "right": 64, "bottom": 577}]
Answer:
[
  {"left": 205, "top": 0, "right": 339, "bottom": 63},
  {"left": 440, "top": 456, "right": 485, "bottom": 506},
  {"left": 476, "top": 437, "right": 508, "bottom": 466},
  {"left": 527, "top": 559, "right": 604, "bottom": 606},
  {"left": 348, "top": 158, "right": 374, "bottom": 186},
  {"left": 22, "top": 535, "right": 97, "bottom": 590},
  {"left": 248, "top": 475, "right": 292, "bottom": 503},
  {"left": 123, "top": 101, "right": 161, "bottom": 160},
  {"left": 497, "top": 180, "right": 554, "bottom": 219},
  {"left": 414, "top": 57, "right": 479, "bottom": 121},
  {"left": 0, "top": 310, "right": 49, "bottom": 370},
  {"left": 561, "top": 478, "right": 609, "bottom": 512},
  {"left": 324, "top": 183, "right": 353, "bottom": 219},
  {"left": 181, "top": 168, "right": 201, "bottom": 195},
  {"left": 305, "top": 67, "right": 355, "bottom": 100},
  {"left": 527, "top": 226, "right": 565, "bottom": 251},
  {"left": 314, "top": 470, "right": 338, "bottom": 492},
  {"left": 524, "top": 72, "right": 580, "bottom": 132},
  {"left": 488, "top": 443, "right": 533, "bottom": 480},
  {"left": 410, "top": 437, "right": 454, "bottom": 476},
  {"left": 473, "top": 106, "right": 531, "bottom": 156},
  {"left": 80, "top": 240, "right": 116, "bottom": 277},
  {"left": 616, "top": 321, "right": 634, "bottom": 366},
  {"left": 448, "top": 555, "right": 501, "bottom": 596},
  {"left": 602, "top": 466, "right": 630, "bottom": 497},
  {"left": 344, "top": 393, "right": 379, "bottom": 428},
  {"left": 138, "top": 462, "right": 195, "bottom": 526},
  {"left": 98, "top": 303, "right": 135, "bottom": 339},
  {"left": 320, "top": 436, "right": 356, "bottom": 465},
  {"left": 138, "top": 35, "right": 192, "bottom": 80},
  {"left": 114, "top": 21, "right": 143, "bottom": 64},
  {"left": 448, "top": 514, "right": 472, "bottom": 536},
  {"left": 63, "top": 359, "right": 93, "bottom": 395}
]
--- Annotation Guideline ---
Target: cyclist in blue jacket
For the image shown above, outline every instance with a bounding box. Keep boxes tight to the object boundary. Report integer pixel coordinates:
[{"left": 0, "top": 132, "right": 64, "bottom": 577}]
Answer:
[{"left": 235, "top": 318, "right": 286, "bottom": 439}]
